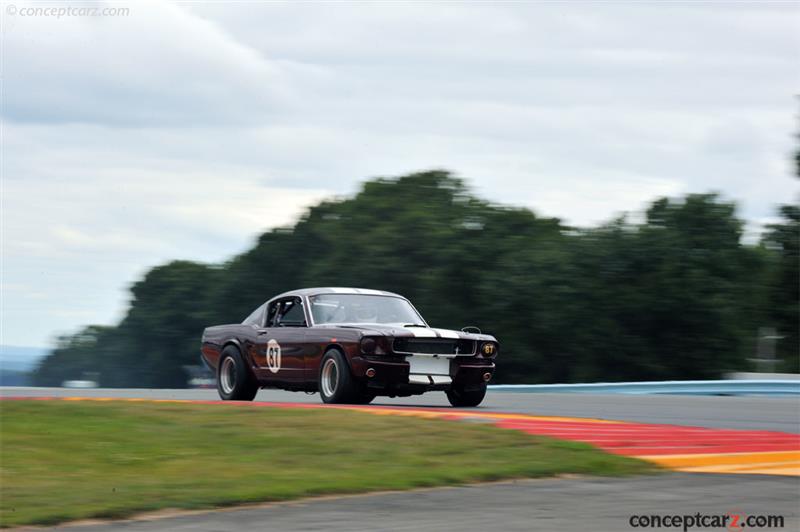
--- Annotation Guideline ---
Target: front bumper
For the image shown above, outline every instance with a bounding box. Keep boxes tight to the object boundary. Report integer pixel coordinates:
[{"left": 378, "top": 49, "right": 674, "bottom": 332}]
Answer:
[{"left": 350, "top": 355, "right": 494, "bottom": 394}]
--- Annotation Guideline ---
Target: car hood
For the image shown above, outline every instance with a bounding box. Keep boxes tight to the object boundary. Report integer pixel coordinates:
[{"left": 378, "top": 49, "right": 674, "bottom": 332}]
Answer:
[{"left": 315, "top": 322, "right": 496, "bottom": 342}]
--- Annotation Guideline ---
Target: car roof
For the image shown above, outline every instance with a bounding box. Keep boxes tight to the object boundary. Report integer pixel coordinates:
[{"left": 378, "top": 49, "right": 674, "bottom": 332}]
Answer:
[{"left": 271, "top": 287, "right": 406, "bottom": 300}]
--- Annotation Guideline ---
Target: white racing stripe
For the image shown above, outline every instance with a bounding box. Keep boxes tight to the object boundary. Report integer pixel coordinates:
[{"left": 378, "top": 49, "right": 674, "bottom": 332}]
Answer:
[
  {"left": 407, "top": 328, "right": 438, "bottom": 338},
  {"left": 432, "top": 328, "right": 460, "bottom": 339}
]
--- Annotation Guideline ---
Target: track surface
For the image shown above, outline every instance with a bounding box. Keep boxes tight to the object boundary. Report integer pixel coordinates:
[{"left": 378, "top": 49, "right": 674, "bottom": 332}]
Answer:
[
  {"left": 4, "top": 387, "right": 799, "bottom": 432},
  {"left": 49, "top": 474, "right": 800, "bottom": 532}
]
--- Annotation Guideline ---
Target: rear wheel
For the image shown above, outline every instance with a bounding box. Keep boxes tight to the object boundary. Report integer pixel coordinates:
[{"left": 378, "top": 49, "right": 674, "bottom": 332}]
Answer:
[
  {"left": 319, "top": 349, "right": 358, "bottom": 404},
  {"left": 217, "top": 346, "right": 259, "bottom": 401},
  {"left": 446, "top": 383, "right": 486, "bottom": 407}
]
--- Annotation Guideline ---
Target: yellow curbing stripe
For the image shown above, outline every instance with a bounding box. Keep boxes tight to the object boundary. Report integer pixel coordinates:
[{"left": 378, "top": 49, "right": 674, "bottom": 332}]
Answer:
[
  {"left": 671, "top": 465, "right": 800, "bottom": 476},
  {"left": 638, "top": 450, "right": 800, "bottom": 467},
  {"left": 346, "top": 406, "right": 621, "bottom": 425},
  {"left": 639, "top": 451, "right": 800, "bottom": 475},
  {"left": 445, "top": 412, "right": 623, "bottom": 424},
  {"left": 62, "top": 397, "right": 183, "bottom": 404},
  {"left": 691, "top": 461, "right": 800, "bottom": 475}
]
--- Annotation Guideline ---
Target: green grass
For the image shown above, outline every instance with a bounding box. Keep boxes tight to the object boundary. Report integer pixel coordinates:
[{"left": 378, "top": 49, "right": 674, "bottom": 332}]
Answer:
[{"left": 0, "top": 400, "right": 656, "bottom": 527}]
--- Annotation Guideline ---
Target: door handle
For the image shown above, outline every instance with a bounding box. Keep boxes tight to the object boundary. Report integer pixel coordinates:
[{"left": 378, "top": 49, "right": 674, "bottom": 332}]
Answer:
[{"left": 257, "top": 330, "right": 269, "bottom": 336}]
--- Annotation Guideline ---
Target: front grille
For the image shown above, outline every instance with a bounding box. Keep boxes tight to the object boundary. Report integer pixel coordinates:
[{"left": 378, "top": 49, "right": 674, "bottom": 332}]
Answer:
[{"left": 393, "top": 338, "right": 475, "bottom": 356}]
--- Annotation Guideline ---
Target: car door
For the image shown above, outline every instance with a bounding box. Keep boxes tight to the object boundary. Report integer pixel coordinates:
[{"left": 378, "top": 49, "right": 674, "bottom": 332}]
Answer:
[{"left": 252, "top": 297, "right": 307, "bottom": 383}]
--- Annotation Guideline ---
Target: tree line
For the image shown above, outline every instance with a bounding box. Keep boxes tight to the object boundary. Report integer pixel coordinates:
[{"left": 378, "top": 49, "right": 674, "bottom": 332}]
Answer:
[{"left": 33, "top": 170, "right": 798, "bottom": 387}]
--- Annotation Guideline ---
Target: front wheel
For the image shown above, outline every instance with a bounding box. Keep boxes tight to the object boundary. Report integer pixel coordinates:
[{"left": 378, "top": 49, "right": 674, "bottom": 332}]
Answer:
[
  {"left": 319, "top": 349, "right": 362, "bottom": 404},
  {"left": 446, "top": 383, "right": 486, "bottom": 407},
  {"left": 353, "top": 392, "right": 376, "bottom": 405},
  {"left": 217, "top": 346, "right": 259, "bottom": 401}
]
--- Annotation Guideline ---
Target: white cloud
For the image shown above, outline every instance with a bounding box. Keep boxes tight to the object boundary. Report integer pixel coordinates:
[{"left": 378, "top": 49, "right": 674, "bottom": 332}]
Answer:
[{"left": 3, "top": 0, "right": 298, "bottom": 126}]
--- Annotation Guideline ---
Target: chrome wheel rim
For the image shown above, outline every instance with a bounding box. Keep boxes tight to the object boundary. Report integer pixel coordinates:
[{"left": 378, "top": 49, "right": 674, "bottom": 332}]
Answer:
[
  {"left": 321, "top": 358, "right": 339, "bottom": 397},
  {"left": 220, "top": 357, "right": 236, "bottom": 394}
]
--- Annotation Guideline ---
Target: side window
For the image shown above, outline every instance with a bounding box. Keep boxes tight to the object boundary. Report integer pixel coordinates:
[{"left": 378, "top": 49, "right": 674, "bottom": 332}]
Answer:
[
  {"left": 276, "top": 297, "right": 307, "bottom": 327},
  {"left": 266, "top": 301, "right": 280, "bottom": 327},
  {"left": 242, "top": 303, "right": 266, "bottom": 326}
]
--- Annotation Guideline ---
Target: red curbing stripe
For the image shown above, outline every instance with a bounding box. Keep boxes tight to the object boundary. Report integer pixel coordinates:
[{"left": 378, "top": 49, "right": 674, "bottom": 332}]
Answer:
[{"left": 493, "top": 418, "right": 800, "bottom": 459}]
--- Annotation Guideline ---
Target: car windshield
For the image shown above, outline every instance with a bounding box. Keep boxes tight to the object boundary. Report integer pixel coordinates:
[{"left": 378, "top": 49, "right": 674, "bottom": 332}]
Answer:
[{"left": 309, "top": 294, "right": 426, "bottom": 326}]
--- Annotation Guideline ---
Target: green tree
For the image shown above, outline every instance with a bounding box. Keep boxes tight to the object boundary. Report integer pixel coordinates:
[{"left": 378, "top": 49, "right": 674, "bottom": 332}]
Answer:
[
  {"left": 31, "top": 171, "right": 780, "bottom": 386},
  {"left": 762, "top": 205, "right": 800, "bottom": 372},
  {"left": 100, "top": 261, "right": 223, "bottom": 387},
  {"left": 31, "top": 326, "right": 114, "bottom": 386}
]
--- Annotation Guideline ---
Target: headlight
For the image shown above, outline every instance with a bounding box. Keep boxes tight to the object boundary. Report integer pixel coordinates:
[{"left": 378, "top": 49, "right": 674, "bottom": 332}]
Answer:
[
  {"left": 361, "top": 337, "right": 377, "bottom": 354},
  {"left": 481, "top": 342, "right": 497, "bottom": 357},
  {"left": 360, "top": 337, "right": 386, "bottom": 355}
]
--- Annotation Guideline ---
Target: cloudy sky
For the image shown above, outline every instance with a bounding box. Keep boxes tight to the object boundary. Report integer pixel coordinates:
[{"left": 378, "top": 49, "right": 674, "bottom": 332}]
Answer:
[{"left": 1, "top": 1, "right": 798, "bottom": 349}]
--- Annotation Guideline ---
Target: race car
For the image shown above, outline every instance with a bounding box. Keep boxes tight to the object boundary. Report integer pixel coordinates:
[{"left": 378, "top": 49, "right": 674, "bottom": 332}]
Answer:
[{"left": 200, "top": 287, "right": 498, "bottom": 407}]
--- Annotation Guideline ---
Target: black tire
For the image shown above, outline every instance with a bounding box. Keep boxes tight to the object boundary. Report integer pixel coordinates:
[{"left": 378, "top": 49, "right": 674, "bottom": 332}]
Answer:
[
  {"left": 354, "top": 392, "right": 376, "bottom": 405},
  {"left": 318, "top": 349, "right": 358, "bottom": 404},
  {"left": 446, "top": 383, "right": 487, "bottom": 407},
  {"left": 217, "top": 346, "right": 259, "bottom": 401}
]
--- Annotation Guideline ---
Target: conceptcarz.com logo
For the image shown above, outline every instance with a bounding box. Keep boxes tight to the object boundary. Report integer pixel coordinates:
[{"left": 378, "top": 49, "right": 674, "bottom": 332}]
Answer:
[
  {"left": 628, "top": 512, "right": 785, "bottom": 531},
  {"left": 5, "top": 4, "right": 130, "bottom": 18}
]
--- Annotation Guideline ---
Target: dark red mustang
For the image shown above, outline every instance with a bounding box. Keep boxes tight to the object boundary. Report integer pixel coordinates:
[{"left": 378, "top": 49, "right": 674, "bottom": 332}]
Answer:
[{"left": 201, "top": 287, "right": 498, "bottom": 406}]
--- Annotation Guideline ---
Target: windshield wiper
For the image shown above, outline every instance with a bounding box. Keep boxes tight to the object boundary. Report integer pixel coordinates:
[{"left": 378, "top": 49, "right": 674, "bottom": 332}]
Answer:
[{"left": 403, "top": 323, "right": 428, "bottom": 328}]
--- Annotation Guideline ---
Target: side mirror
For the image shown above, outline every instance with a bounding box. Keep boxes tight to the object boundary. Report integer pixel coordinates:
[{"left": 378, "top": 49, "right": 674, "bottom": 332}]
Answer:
[{"left": 461, "top": 326, "right": 482, "bottom": 334}]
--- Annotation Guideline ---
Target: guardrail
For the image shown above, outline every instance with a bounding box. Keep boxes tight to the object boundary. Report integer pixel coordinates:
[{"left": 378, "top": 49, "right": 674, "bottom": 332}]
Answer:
[{"left": 489, "top": 380, "right": 800, "bottom": 396}]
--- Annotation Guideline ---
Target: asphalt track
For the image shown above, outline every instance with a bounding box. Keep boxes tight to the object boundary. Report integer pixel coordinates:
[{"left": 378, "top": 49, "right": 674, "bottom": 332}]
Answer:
[
  {"left": 43, "top": 474, "right": 797, "bottom": 532},
  {"left": 3, "top": 386, "right": 799, "bottom": 432},
  {"left": 4, "top": 388, "right": 799, "bottom": 531}
]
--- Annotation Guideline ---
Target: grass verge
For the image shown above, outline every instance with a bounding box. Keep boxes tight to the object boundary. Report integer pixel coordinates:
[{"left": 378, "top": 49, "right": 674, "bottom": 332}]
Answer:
[{"left": 0, "top": 400, "right": 657, "bottom": 527}]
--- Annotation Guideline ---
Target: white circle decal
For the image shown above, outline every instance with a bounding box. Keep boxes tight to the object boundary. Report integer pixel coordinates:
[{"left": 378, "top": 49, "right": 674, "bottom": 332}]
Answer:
[{"left": 266, "top": 339, "right": 281, "bottom": 374}]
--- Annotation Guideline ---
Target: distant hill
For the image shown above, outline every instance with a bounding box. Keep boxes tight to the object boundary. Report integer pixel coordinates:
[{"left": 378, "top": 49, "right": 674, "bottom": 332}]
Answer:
[
  {"left": 0, "top": 369, "right": 31, "bottom": 386},
  {"left": 0, "top": 345, "right": 49, "bottom": 372}
]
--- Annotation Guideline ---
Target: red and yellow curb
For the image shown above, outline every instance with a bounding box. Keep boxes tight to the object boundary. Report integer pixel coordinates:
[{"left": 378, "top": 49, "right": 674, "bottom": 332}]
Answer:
[
  {"left": 488, "top": 417, "right": 800, "bottom": 476},
  {"left": 4, "top": 396, "right": 799, "bottom": 476}
]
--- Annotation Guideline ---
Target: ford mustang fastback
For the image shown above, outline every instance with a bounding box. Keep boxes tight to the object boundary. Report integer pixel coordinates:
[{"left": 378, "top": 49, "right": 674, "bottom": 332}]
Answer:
[{"left": 200, "top": 287, "right": 498, "bottom": 406}]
